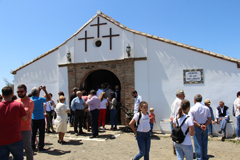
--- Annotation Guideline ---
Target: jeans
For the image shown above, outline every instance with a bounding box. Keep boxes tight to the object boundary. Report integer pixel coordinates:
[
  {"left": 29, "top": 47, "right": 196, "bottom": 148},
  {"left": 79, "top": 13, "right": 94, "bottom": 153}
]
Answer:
[
  {"left": 134, "top": 132, "right": 151, "bottom": 160},
  {"left": 236, "top": 115, "right": 240, "bottom": 137},
  {"left": 174, "top": 143, "right": 193, "bottom": 160},
  {"left": 150, "top": 123, "right": 154, "bottom": 133},
  {"left": 70, "top": 109, "right": 75, "bottom": 125},
  {"left": 207, "top": 122, "right": 212, "bottom": 135},
  {"left": 170, "top": 121, "right": 173, "bottom": 131},
  {"left": 32, "top": 119, "right": 45, "bottom": 150},
  {"left": 110, "top": 109, "right": 117, "bottom": 128},
  {"left": 90, "top": 109, "right": 100, "bottom": 137},
  {"left": 21, "top": 130, "right": 33, "bottom": 160},
  {"left": 74, "top": 110, "right": 85, "bottom": 133},
  {"left": 0, "top": 140, "right": 23, "bottom": 160},
  {"left": 193, "top": 126, "right": 209, "bottom": 160},
  {"left": 219, "top": 117, "right": 229, "bottom": 136}
]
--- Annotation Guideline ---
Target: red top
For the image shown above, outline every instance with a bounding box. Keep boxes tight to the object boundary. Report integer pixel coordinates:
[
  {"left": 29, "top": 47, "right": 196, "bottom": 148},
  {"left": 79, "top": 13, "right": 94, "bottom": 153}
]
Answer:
[
  {"left": 149, "top": 113, "right": 155, "bottom": 123},
  {"left": 15, "top": 97, "right": 34, "bottom": 131},
  {"left": 0, "top": 101, "right": 27, "bottom": 146}
]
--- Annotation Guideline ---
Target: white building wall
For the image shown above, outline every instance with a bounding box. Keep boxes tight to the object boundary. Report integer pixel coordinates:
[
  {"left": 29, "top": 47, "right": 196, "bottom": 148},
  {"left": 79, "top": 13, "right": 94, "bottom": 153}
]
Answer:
[
  {"left": 14, "top": 50, "right": 59, "bottom": 102},
  {"left": 134, "top": 37, "right": 240, "bottom": 130},
  {"left": 58, "top": 66, "right": 69, "bottom": 105}
]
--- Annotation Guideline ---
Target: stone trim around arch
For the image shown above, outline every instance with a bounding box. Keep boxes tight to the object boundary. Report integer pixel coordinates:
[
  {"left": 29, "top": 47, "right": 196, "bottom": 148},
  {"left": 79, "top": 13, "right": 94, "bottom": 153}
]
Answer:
[{"left": 64, "top": 57, "right": 147, "bottom": 124}]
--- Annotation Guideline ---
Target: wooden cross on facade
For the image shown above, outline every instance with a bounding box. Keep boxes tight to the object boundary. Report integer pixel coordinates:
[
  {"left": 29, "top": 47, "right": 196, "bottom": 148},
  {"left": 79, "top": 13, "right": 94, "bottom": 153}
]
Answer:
[
  {"left": 102, "top": 28, "right": 120, "bottom": 50},
  {"left": 90, "top": 17, "right": 107, "bottom": 38},
  {"left": 78, "top": 31, "right": 94, "bottom": 52}
]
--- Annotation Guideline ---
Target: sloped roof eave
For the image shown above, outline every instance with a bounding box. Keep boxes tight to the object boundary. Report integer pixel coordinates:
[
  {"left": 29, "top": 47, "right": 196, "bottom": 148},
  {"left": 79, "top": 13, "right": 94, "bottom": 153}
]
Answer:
[{"left": 11, "top": 11, "right": 240, "bottom": 74}]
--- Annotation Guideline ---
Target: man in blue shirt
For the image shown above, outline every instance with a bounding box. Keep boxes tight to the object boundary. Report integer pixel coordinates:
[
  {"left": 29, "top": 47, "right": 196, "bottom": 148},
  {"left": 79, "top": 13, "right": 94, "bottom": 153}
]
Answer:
[
  {"left": 71, "top": 91, "right": 86, "bottom": 135},
  {"left": 31, "top": 86, "right": 50, "bottom": 152}
]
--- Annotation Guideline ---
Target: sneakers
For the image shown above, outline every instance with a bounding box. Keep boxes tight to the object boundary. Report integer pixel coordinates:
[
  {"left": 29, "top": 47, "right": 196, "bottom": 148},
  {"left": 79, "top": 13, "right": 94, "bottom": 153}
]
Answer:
[
  {"left": 102, "top": 127, "right": 106, "bottom": 130},
  {"left": 209, "top": 134, "right": 213, "bottom": 138}
]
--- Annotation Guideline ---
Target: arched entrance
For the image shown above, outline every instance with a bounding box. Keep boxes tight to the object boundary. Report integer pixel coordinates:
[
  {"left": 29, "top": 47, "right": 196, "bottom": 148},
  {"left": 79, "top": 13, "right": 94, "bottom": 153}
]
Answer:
[
  {"left": 81, "top": 69, "right": 121, "bottom": 93},
  {"left": 80, "top": 69, "right": 121, "bottom": 124}
]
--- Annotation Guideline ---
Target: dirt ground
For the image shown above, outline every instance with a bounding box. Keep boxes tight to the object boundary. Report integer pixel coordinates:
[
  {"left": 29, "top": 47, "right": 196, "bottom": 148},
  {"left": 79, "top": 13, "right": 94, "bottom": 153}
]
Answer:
[{"left": 20, "top": 125, "right": 240, "bottom": 160}]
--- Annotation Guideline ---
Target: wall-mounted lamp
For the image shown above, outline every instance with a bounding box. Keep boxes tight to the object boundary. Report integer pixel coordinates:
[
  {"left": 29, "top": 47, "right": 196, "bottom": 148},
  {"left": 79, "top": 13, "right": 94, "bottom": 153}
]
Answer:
[
  {"left": 66, "top": 51, "right": 71, "bottom": 62},
  {"left": 126, "top": 44, "right": 131, "bottom": 57}
]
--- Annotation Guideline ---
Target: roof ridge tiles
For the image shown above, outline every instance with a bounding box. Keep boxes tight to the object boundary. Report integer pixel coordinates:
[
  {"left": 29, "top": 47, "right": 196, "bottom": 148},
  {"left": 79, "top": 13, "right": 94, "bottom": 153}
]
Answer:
[{"left": 11, "top": 11, "right": 240, "bottom": 74}]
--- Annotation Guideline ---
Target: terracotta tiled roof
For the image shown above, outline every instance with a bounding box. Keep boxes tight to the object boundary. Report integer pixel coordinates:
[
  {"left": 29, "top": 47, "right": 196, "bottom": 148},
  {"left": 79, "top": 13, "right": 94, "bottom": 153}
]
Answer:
[{"left": 11, "top": 10, "right": 240, "bottom": 74}]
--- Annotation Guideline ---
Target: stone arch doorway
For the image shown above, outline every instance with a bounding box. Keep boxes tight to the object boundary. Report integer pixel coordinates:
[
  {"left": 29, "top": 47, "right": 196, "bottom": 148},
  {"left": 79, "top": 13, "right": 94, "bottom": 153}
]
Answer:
[
  {"left": 80, "top": 69, "right": 121, "bottom": 124},
  {"left": 80, "top": 69, "right": 121, "bottom": 93}
]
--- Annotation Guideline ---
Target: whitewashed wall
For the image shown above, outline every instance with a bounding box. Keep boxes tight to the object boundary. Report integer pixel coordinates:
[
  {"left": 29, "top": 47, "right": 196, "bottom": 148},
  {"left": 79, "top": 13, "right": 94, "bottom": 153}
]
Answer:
[
  {"left": 134, "top": 37, "right": 240, "bottom": 130},
  {"left": 14, "top": 50, "right": 59, "bottom": 102}
]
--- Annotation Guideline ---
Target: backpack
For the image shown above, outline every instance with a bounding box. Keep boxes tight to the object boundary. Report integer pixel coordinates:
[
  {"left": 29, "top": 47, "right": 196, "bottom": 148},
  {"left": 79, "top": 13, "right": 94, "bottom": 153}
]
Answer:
[
  {"left": 136, "top": 111, "right": 148, "bottom": 128},
  {"left": 171, "top": 116, "right": 189, "bottom": 144}
]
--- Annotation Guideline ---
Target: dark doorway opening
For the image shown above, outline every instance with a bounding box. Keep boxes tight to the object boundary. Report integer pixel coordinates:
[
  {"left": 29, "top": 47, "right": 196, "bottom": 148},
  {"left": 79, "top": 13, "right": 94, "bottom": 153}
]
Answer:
[{"left": 81, "top": 69, "right": 121, "bottom": 124}]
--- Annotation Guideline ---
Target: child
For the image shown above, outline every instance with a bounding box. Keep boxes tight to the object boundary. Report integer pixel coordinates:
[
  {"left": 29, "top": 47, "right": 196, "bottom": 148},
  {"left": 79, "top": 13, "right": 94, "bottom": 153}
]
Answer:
[
  {"left": 173, "top": 100, "right": 195, "bottom": 160},
  {"left": 129, "top": 101, "right": 151, "bottom": 160},
  {"left": 149, "top": 108, "right": 156, "bottom": 134}
]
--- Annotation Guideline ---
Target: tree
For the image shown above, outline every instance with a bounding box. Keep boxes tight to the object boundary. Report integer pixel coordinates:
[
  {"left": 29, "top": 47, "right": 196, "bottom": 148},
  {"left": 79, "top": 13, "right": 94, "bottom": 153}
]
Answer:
[{"left": 3, "top": 78, "right": 14, "bottom": 92}]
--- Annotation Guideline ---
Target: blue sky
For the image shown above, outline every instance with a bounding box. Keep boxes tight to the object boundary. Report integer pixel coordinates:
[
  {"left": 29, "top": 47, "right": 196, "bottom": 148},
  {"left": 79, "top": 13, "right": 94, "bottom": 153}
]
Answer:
[{"left": 0, "top": 0, "right": 239, "bottom": 91}]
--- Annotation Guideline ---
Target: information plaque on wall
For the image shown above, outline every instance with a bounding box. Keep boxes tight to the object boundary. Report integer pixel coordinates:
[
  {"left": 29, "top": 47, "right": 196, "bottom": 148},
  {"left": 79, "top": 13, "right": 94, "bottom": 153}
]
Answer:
[{"left": 183, "top": 69, "right": 204, "bottom": 84}]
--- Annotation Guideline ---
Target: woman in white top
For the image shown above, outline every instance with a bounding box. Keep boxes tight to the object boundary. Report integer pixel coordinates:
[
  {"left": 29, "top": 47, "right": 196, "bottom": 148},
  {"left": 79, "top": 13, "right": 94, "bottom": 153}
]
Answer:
[
  {"left": 98, "top": 92, "right": 108, "bottom": 130},
  {"left": 173, "top": 100, "right": 195, "bottom": 160},
  {"left": 129, "top": 101, "right": 151, "bottom": 160},
  {"left": 43, "top": 93, "right": 56, "bottom": 133},
  {"left": 55, "top": 96, "right": 70, "bottom": 144}
]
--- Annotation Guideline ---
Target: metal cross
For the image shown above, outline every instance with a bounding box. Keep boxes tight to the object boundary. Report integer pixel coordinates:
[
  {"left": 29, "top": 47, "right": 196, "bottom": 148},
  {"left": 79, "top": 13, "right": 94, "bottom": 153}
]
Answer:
[
  {"left": 102, "top": 28, "right": 120, "bottom": 50},
  {"left": 78, "top": 31, "right": 94, "bottom": 52},
  {"left": 90, "top": 17, "right": 107, "bottom": 38}
]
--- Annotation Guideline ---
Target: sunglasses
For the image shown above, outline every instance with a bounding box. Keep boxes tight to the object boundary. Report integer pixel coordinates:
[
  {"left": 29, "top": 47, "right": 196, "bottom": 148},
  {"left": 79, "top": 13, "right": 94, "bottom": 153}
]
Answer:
[{"left": 17, "top": 91, "right": 25, "bottom": 94}]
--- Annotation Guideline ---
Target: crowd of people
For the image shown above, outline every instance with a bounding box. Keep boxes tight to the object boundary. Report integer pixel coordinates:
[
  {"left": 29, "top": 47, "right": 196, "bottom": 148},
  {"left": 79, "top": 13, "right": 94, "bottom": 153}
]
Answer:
[
  {"left": 1, "top": 84, "right": 240, "bottom": 160},
  {"left": 0, "top": 83, "right": 121, "bottom": 160},
  {"left": 168, "top": 89, "right": 240, "bottom": 160}
]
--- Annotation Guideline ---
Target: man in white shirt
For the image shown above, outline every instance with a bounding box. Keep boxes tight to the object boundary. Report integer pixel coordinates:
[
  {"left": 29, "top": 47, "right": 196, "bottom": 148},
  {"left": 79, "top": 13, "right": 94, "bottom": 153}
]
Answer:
[
  {"left": 132, "top": 90, "right": 143, "bottom": 114},
  {"left": 234, "top": 91, "right": 240, "bottom": 141},
  {"left": 216, "top": 100, "right": 229, "bottom": 141},
  {"left": 170, "top": 89, "right": 185, "bottom": 155},
  {"left": 189, "top": 94, "right": 212, "bottom": 160},
  {"left": 96, "top": 83, "right": 105, "bottom": 97},
  {"left": 170, "top": 89, "right": 185, "bottom": 130}
]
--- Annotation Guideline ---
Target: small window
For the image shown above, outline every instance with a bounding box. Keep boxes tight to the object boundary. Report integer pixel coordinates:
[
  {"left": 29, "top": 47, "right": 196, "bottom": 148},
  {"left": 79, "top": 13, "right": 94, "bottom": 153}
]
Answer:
[{"left": 95, "top": 40, "right": 102, "bottom": 47}]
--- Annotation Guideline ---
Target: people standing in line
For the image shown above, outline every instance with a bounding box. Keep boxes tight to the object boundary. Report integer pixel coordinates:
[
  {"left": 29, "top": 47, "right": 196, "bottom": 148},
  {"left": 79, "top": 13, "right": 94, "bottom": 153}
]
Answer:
[
  {"left": 189, "top": 94, "right": 212, "bottom": 160},
  {"left": 69, "top": 87, "right": 78, "bottom": 127},
  {"left": 234, "top": 91, "right": 240, "bottom": 141},
  {"left": 216, "top": 100, "right": 229, "bottom": 141},
  {"left": 170, "top": 89, "right": 185, "bottom": 155},
  {"left": 129, "top": 101, "right": 151, "bottom": 160},
  {"left": 132, "top": 90, "right": 143, "bottom": 114},
  {"left": 86, "top": 89, "right": 100, "bottom": 138},
  {"left": 71, "top": 91, "right": 86, "bottom": 136},
  {"left": 98, "top": 92, "right": 108, "bottom": 130},
  {"left": 44, "top": 93, "right": 56, "bottom": 133},
  {"left": 173, "top": 100, "right": 195, "bottom": 160},
  {"left": 96, "top": 83, "right": 105, "bottom": 97},
  {"left": 55, "top": 96, "right": 70, "bottom": 144},
  {"left": 31, "top": 86, "right": 50, "bottom": 152},
  {"left": 0, "top": 86, "right": 28, "bottom": 160},
  {"left": 204, "top": 99, "right": 215, "bottom": 138},
  {"left": 149, "top": 108, "right": 156, "bottom": 134},
  {"left": 105, "top": 85, "right": 114, "bottom": 99},
  {"left": 16, "top": 84, "right": 34, "bottom": 160},
  {"left": 107, "top": 92, "right": 118, "bottom": 130}
]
